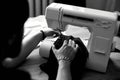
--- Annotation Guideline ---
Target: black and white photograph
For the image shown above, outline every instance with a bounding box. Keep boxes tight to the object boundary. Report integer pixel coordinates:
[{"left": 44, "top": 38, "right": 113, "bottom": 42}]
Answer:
[{"left": 1, "top": 0, "right": 120, "bottom": 80}]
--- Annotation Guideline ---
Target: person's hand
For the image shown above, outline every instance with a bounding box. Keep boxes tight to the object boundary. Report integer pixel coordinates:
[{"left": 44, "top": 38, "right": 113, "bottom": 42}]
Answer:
[
  {"left": 43, "top": 28, "right": 59, "bottom": 38},
  {"left": 52, "top": 39, "right": 78, "bottom": 62}
]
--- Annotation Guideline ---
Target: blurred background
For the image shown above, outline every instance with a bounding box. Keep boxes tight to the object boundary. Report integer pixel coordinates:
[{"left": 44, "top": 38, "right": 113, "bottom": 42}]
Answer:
[{"left": 28, "top": 0, "right": 120, "bottom": 17}]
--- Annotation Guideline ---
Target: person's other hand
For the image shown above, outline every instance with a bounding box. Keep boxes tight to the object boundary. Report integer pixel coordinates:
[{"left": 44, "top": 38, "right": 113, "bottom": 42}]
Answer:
[
  {"left": 43, "top": 28, "right": 59, "bottom": 37},
  {"left": 52, "top": 39, "right": 78, "bottom": 62}
]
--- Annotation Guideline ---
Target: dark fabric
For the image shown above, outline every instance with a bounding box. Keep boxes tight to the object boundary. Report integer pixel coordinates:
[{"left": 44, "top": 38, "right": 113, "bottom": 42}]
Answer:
[
  {"left": 40, "top": 34, "right": 89, "bottom": 80},
  {"left": 54, "top": 0, "right": 86, "bottom": 7},
  {"left": 1, "top": 69, "right": 31, "bottom": 80}
]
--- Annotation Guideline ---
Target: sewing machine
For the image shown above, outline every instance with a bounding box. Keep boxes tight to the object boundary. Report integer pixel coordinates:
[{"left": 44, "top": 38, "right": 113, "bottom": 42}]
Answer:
[{"left": 40, "top": 3, "right": 120, "bottom": 72}]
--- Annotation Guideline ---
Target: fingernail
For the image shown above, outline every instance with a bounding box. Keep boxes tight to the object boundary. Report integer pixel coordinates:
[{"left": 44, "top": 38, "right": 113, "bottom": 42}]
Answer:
[
  {"left": 64, "top": 40, "right": 67, "bottom": 42},
  {"left": 69, "top": 39, "right": 72, "bottom": 42}
]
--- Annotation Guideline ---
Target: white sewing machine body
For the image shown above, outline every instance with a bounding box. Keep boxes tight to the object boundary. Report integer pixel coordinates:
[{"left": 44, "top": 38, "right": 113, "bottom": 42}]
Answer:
[{"left": 44, "top": 3, "right": 119, "bottom": 72}]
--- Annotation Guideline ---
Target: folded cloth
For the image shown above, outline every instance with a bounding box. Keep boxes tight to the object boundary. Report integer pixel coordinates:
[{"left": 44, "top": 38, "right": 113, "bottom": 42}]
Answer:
[{"left": 40, "top": 34, "right": 89, "bottom": 80}]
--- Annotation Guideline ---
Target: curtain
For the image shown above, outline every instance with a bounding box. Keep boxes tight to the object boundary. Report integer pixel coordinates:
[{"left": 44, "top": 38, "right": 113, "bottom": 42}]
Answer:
[{"left": 28, "top": 0, "right": 55, "bottom": 17}]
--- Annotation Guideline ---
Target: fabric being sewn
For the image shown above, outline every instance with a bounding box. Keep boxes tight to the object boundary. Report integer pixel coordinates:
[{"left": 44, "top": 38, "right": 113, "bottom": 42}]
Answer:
[{"left": 40, "top": 34, "right": 89, "bottom": 80}]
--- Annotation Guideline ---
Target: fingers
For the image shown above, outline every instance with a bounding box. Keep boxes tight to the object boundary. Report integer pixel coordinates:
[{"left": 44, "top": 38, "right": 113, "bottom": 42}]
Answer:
[
  {"left": 68, "top": 39, "right": 72, "bottom": 46},
  {"left": 42, "top": 28, "right": 60, "bottom": 37},
  {"left": 52, "top": 45, "right": 57, "bottom": 53},
  {"left": 53, "top": 31, "right": 60, "bottom": 37},
  {"left": 68, "top": 39, "right": 75, "bottom": 47},
  {"left": 68, "top": 39, "right": 78, "bottom": 50},
  {"left": 69, "top": 39, "right": 75, "bottom": 47},
  {"left": 61, "top": 40, "right": 68, "bottom": 49},
  {"left": 50, "top": 29, "right": 60, "bottom": 37},
  {"left": 53, "top": 39, "right": 78, "bottom": 62},
  {"left": 53, "top": 39, "right": 78, "bottom": 54}
]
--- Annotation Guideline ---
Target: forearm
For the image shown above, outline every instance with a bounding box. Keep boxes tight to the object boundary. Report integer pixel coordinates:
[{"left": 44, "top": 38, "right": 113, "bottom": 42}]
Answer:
[
  {"left": 17, "top": 31, "right": 43, "bottom": 61},
  {"left": 3, "top": 28, "right": 58, "bottom": 68},
  {"left": 3, "top": 31, "right": 44, "bottom": 68},
  {"left": 56, "top": 60, "right": 72, "bottom": 80}
]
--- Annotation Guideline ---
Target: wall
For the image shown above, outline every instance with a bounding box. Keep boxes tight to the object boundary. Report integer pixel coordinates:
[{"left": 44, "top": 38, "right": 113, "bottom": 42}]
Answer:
[
  {"left": 115, "top": 0, "right": 120, "bottom": 11},
  {"left": 86, "top": 0, "right": 107, "bottom": 10},
  {"left": 86, "top": 0, "right": 120, "bottom": 12}
]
